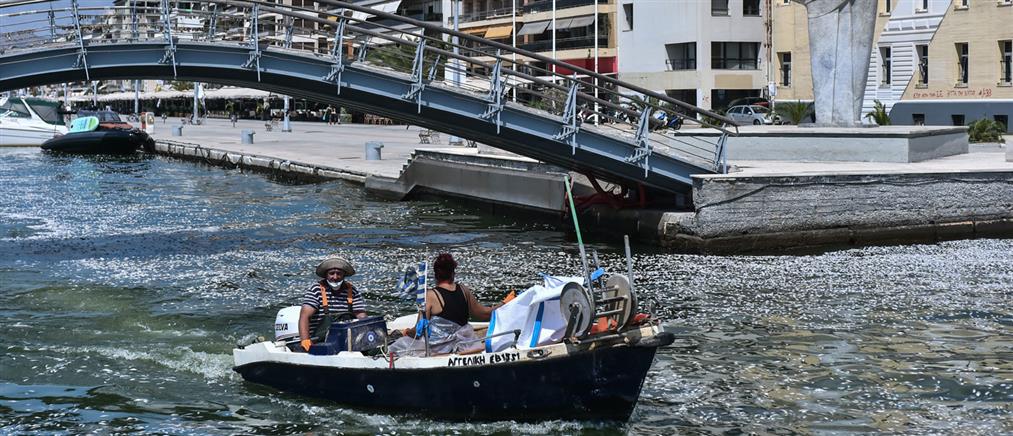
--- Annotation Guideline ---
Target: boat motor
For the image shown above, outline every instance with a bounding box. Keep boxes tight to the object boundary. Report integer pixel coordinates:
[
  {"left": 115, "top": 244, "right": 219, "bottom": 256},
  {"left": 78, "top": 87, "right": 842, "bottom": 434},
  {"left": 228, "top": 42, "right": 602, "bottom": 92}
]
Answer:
[{"left": 274, "top": 306, "right": 302, "bottom": 345}]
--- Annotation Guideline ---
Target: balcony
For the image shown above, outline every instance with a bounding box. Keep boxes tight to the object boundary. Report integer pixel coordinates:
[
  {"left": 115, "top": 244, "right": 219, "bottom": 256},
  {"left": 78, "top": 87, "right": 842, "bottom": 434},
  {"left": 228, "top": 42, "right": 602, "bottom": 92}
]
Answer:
[
  {"left": 518, "top": 36, "right": 608, "bottom": 53},
  {"left": 523, "top": 0, "right": 608, "bottom": 14},
  {"left": 665, "top": 59, "right": 696, "bottom": 71},
  {"left": 460, "top": 6, "right": 516, "bottom": 23}
]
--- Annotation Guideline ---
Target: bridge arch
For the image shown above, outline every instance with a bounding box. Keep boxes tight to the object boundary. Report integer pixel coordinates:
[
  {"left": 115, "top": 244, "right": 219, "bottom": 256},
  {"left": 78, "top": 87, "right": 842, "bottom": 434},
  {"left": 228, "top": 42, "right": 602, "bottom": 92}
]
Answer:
[{"left": 0, "top": 0, "right": 736, "bottom": 194}]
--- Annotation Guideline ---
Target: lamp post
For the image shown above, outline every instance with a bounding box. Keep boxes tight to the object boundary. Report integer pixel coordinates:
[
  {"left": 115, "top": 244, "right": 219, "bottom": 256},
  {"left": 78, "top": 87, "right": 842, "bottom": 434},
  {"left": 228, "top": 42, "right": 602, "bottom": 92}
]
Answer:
[{"left": 449, "top": 0, "right": 461, "bottom": 145}]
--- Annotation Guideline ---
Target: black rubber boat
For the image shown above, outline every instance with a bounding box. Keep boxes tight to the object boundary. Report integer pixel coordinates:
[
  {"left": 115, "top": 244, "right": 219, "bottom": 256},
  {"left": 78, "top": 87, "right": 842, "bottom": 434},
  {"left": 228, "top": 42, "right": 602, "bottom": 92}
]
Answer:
[{"left": 41, "top": 129, "right": 150, "bottom": 154}]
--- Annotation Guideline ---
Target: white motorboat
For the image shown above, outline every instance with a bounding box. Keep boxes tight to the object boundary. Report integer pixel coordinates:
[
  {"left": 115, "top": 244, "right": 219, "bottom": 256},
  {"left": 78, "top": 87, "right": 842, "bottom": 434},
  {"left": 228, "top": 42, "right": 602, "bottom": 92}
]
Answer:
[{"left": 0, "top": 96, "right": 68, "bottom": 146}]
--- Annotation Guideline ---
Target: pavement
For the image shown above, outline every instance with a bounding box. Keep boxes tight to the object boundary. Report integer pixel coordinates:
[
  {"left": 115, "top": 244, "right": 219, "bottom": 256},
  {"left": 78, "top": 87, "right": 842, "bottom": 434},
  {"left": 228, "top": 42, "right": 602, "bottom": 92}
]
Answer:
[
  {"left": 148, "top": 118, "right": 481, "bottom": 179},
  {"left": 149, "top": 118, "right": 1012, "bottom": 181}
]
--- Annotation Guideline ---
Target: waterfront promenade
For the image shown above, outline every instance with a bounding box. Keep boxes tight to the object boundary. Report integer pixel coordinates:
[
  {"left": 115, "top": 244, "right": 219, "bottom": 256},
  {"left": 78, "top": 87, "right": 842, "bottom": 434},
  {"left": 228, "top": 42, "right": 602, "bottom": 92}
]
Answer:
[{"left": 148, "top": 118, "right": 1013, "bottom": 253}]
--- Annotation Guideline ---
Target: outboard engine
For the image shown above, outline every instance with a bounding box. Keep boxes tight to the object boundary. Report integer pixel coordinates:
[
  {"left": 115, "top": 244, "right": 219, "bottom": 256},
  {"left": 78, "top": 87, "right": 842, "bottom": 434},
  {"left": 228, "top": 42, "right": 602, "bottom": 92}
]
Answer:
[{"left": 274, "top": 306, "right": 302, "bottom": 344}]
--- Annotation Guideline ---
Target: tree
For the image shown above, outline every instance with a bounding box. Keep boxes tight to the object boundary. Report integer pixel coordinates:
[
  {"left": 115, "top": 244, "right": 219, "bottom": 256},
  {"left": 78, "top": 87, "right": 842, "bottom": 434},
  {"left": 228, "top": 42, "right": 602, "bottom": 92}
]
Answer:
[
  {"left": 864, "top": 99, "right": 891, "bottom": 125},
  {"left": 775, "top": 100, "right": 815, "bottom": 125}
]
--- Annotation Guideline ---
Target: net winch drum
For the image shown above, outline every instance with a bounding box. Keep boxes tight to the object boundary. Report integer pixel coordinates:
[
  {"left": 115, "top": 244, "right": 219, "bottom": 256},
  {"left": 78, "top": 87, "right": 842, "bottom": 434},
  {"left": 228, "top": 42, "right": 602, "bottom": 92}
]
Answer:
[
  {"left": 559, "top": 274, "right": 638, "bottom": 339},
  {"left": 309, "top": 316, "right": 388, "bottom": 356},
  {"left": 274, "top": 306, "right": 302, "bottom": 345}
]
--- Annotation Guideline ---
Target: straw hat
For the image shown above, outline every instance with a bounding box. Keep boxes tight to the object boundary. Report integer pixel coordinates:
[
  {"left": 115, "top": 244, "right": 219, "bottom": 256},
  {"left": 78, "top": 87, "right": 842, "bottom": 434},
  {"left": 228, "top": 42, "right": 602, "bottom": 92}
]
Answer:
[{"left": 315, "top": 257, "right": 355, "bottom": 278}]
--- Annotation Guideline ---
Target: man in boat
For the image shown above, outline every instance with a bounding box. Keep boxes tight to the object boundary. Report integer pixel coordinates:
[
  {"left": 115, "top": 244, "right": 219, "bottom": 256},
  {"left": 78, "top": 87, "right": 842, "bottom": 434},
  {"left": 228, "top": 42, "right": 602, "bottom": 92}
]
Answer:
[{"left": 297, "top": 256, "right": 367, "bottom": 352}]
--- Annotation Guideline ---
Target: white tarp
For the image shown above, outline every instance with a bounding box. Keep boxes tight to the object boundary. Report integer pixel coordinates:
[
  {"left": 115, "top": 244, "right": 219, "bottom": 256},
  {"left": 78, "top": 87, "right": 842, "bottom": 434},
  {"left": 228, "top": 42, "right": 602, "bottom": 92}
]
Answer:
[{"left": 484, "top": 275, "right": 582, "bottom": 352}]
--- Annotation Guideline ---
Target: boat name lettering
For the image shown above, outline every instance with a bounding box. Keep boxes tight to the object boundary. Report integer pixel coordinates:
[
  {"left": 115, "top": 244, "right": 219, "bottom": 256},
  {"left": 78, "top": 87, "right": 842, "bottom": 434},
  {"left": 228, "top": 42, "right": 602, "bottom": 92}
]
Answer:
[{"left": 447, "top": 352, "right": 519, "bottom": 367}]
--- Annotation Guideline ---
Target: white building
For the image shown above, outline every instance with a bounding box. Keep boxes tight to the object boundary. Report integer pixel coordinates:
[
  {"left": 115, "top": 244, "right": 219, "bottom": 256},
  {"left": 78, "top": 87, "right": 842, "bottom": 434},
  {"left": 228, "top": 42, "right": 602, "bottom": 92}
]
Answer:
[
  {"left": 616, "top": 0, "right": 767, "bottom": 111},
  {"left": 863, "top": 0, "right": 952, "bottom": 123}
]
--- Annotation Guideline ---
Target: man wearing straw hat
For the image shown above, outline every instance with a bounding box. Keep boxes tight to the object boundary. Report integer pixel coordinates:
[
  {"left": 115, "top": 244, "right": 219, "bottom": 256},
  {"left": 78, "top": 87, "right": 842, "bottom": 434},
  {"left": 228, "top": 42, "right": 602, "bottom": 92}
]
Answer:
[{"left": 297, "top": 256, "right": 368, "bottom": 352}]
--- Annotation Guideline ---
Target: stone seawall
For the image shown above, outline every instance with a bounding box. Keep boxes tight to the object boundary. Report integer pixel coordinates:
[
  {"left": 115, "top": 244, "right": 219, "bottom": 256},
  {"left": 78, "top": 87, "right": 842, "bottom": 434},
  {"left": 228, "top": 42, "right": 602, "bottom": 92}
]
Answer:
[{"left": 656, "top": 170, "right": 1013, "bottom": 253}]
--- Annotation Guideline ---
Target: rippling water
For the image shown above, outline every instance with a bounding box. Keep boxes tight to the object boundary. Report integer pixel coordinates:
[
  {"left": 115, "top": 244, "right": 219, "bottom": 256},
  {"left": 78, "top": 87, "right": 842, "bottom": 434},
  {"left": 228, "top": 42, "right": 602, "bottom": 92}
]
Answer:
[{"left": 1, "top": 148, "right": 1010, "bottom": 434}]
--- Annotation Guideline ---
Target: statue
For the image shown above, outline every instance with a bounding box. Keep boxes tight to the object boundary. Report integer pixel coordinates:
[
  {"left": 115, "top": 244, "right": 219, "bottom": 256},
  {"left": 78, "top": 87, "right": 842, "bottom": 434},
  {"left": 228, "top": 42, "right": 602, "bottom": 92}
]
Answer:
[{"left": 794, "top": 0, "right": 878, "bottom": 127}]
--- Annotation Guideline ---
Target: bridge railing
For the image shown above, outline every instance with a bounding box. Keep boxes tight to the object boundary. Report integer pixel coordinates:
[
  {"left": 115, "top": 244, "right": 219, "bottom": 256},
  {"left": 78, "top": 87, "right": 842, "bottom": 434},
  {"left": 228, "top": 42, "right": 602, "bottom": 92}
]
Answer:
[{"left": 0, "top": 0, "right": 737, "bottom": 174}]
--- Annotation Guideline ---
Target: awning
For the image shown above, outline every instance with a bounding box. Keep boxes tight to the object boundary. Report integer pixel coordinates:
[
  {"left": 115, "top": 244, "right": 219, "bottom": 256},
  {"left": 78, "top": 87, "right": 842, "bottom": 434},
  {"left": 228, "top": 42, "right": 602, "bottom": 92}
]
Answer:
[
  {"left": 461, "top": 26, "right": 488, "bottom": 37},
  {"left": 564, "top": 15, "right": 596, "bottom": 29},
  {"left": 516, "top": 20, "right": 550, "bottom": 36},
  {"left": 484, "top": 25, "right": 513, "bottom": 39}
]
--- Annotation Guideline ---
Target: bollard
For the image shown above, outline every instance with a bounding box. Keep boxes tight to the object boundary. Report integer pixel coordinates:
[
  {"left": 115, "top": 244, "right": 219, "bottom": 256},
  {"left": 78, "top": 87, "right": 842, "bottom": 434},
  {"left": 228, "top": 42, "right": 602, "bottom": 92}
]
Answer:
[
  {"left": 242, "top": 129, "right": 255, "bottom": 144},
  {"left": 171, "top": 125, "right": 183, "bottom": 136},
  {"left": 365, "top": 141, "right": 383, "bottom": 160}
]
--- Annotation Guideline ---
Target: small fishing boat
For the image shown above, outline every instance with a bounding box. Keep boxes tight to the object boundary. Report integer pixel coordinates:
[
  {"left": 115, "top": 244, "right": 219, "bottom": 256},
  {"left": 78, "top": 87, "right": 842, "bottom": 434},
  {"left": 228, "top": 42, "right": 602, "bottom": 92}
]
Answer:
[
  {"left": 41, "top": 110, "right": 153, "bottom": 154},
  {"left": 234, "top": 179, "right": 670, "bottom": 421},
  {"left": 234, "top": 317, "right": 671, "bottom": 421},
  {"left": 0, "top": 96, "right": 67, "bottom": 146}
]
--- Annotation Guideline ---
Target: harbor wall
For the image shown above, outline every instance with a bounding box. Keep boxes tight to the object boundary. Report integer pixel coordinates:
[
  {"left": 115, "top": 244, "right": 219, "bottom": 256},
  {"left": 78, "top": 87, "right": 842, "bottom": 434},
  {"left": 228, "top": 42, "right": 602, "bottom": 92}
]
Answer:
[{"left": 152, "top": 140, "right": 1013, "bottom": 254}]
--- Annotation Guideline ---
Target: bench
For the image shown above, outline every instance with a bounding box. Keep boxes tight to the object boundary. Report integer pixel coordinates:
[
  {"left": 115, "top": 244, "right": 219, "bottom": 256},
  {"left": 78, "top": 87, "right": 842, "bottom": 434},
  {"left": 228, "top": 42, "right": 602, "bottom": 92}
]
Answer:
[{"left": 418, "top": 129, "right": 441, "bottom": 144}]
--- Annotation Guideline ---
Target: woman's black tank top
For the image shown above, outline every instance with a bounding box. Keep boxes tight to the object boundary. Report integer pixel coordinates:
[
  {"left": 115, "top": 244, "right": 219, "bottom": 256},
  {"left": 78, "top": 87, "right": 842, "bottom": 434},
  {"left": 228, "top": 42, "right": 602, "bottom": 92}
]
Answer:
[{"left": 433, "top": 284, "right": 469, "bottom": 326}]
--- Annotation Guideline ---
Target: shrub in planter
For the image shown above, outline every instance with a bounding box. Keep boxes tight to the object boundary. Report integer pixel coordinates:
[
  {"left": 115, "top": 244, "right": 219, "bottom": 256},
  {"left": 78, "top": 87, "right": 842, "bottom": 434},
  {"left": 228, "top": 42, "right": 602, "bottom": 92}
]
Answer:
[{"left": 967, "top": 119, "right": 1006, "bottom": 143}]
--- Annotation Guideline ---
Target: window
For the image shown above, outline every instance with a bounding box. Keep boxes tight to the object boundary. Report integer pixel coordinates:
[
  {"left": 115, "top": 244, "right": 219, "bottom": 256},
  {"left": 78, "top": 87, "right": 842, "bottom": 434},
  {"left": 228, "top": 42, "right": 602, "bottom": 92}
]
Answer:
[
  {"left": 743, "top": 0, "right": 761, "bottom": 16},
  {"left": 779, "top": 52, "right": 792, "bottom": 86},
  {"left": 913, "top": 114, "right": 925, "bottom": 126},
  {"left": 1001, "top": 40, "right": 1012, "bottom": 84},
  {"left": 995, "top": 115, "right": 1009, "bottom": 131},
  {"left": 951, "top": 114, "right": 965, "bottom": 126},
  {"left": 0, "top": 99, "right": 31, "bottom": 118},
  {"left": 960, "top": 0, "right": 968, "bottom": 7},
  {"left": 665, "top": 42, "right": 697, "bottom": 70},
  {"left": 712, "top": 42, "right": 760, "bottom": 70},
  {"left": 880, "top": 47, "right": 892, "bottom": 85},
  {"left": 956, "top": 43, "right": 969, "bottom": 85},
  {"left": 622, "top": 3, "right": 633, "bottom": 30},
  {"left": 712, "top": 0, "right": 729, "bottom": 16},
  {"left": 916, "top": 45, "right": 929, "bottom": 85},
  {"left": 917, "top": 0, "right": 928, "bottom": 11},
  {"left": 885, "top": 0, "right": 891, "bottom": 13}
]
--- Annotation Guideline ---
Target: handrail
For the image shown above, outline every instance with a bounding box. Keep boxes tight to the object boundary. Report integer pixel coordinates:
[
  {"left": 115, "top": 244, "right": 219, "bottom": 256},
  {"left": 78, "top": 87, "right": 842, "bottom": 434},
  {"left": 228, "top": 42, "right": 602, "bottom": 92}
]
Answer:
[{"left": 0, "top": 0, "right": 736, "bottom": 174}]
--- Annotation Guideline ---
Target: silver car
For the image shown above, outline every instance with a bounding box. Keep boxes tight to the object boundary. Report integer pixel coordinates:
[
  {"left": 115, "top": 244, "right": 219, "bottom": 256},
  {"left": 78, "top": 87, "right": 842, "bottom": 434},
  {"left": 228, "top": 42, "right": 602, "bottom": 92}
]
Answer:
[{"left": 726, "top": 105, "right": 779, "bottom": 126}]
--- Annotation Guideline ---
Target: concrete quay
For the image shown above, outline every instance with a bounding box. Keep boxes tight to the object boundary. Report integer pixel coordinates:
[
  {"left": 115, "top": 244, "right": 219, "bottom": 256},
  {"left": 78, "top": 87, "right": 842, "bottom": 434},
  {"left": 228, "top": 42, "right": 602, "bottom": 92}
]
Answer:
[{"left": 149, "top": 119, "right": 1013, "bottom": 253}]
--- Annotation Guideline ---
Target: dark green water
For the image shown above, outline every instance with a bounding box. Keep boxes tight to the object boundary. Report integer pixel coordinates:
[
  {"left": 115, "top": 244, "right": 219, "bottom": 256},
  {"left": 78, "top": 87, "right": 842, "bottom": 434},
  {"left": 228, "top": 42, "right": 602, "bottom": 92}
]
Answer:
[{"left": 1, "top": 148, "right": 1010, "bottom": 434}]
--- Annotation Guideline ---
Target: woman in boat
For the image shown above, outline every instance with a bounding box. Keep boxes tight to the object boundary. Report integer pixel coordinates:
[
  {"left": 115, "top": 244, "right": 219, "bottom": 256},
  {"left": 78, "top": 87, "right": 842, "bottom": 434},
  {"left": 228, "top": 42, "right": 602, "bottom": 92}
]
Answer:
[{"left": 425, "top": 253, "right": 498, "bottom": 326}]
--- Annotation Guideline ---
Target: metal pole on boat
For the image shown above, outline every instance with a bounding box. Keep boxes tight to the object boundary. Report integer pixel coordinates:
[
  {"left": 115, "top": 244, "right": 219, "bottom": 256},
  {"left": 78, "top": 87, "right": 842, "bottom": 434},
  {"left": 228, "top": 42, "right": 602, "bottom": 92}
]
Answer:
[
  {"left": 448, "top": 0, "right": 461, "bottom": 145},
  {"left": 563, "top": 175, "right": 592, "bottom": 287},
  {"left": 624, "top": 235, "right": 635, "bottom": 294},
  {"left": 62, "top": 83, "right": 68, "bottom": 109},
  {"left": 134, "top": 80, "right": 140, "bottom": 115},
  {"left": 91, "top": 82, "right": 97, "bottom": 107}
]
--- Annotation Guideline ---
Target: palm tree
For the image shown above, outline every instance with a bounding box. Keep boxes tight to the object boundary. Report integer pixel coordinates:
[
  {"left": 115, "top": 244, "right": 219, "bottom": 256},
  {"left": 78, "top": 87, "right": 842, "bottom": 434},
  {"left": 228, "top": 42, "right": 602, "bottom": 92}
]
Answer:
[{"left": 775, "top": 100, "right": 814, "bottom": 125}]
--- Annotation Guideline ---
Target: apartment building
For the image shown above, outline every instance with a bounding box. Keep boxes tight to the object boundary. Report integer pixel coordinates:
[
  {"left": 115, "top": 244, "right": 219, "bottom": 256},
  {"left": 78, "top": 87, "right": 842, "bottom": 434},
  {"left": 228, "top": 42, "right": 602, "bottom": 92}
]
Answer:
[
  {"left": 456, "top": 0, "right": 616, "bottom": 77},
  {"left": 616, "top": 0, "right": 767, "bottom": 112},
  {"left": 774, "top": 0, "right": 1012, "bottom": 131}
]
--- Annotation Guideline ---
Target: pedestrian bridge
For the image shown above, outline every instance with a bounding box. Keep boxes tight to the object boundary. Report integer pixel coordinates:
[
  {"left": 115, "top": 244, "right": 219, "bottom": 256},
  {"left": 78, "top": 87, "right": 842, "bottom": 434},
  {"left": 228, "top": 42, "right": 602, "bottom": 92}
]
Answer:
[{"left": 0, "top": 0, "right": 736, "bottom": 194}]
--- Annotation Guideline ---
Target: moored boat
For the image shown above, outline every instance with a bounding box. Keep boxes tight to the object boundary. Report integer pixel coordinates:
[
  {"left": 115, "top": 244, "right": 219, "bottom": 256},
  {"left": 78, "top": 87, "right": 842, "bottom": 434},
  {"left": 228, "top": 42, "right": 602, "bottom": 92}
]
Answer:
[
  {"left": 41, "top": 110, "right": 153, "bottom": 154},
  {"left": 0, "top": 97, "right": 67, "bottom": 146}
]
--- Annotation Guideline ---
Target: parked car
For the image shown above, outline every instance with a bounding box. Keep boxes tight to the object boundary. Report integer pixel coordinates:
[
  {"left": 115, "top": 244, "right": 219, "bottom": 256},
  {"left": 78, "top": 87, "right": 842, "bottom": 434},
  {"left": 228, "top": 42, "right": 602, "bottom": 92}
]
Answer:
[
  {"left": 726, "top": 105, "right": 780, "bottom": 126},
  {"left": 726, "top": 96, "right": 770, "bottom": 109}
]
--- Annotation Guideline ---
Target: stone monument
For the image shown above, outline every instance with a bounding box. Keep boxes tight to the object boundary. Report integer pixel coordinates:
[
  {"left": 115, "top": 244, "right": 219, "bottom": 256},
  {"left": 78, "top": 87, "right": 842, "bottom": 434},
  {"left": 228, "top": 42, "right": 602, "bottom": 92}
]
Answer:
[{"left": 794, "top": 0, "right": 878, "bottom": 127}]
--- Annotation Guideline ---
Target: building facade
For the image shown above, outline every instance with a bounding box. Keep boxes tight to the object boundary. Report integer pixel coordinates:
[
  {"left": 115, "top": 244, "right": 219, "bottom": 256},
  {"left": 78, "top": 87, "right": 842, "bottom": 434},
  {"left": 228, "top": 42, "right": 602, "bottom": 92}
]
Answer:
[
  {"left": 456, "top": 0, "right": 617, "bottom": 78},
  {"left": 617, "top": 0, "right": 768, "bottom": 111},
  {"left": 774, "top": 0, "right": 1012, "bottom": 131}
]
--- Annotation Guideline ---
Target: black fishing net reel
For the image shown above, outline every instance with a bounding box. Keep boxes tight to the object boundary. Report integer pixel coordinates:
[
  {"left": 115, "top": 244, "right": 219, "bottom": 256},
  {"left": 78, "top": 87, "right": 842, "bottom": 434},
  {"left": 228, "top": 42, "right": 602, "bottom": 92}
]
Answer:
[{"left": 560, "top": 273, "right": 638, "bottom": 340}]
